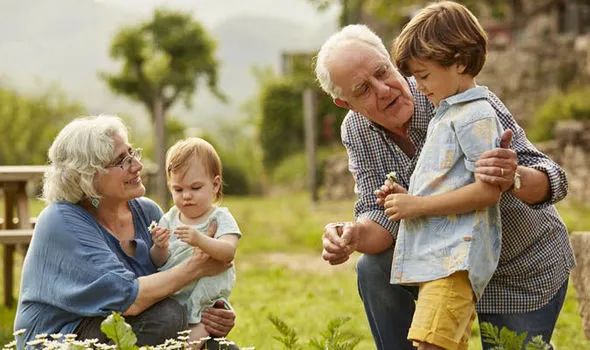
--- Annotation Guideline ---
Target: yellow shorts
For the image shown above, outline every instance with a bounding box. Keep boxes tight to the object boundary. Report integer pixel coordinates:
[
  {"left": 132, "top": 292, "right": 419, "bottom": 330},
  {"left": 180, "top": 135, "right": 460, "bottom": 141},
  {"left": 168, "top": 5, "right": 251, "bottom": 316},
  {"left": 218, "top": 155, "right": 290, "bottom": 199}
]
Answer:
[{"left": 408, "top": 271, "right": 476, "bottom": 350}]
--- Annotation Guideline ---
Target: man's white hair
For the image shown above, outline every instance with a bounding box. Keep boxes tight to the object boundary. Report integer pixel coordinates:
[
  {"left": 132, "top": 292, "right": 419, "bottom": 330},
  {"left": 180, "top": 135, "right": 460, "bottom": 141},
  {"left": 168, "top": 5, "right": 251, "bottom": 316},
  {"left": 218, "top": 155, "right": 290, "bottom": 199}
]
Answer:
[
  {"left": 315, "top": 24, "right": 390, "bottom": 99},
  {"left": 42, "top": 115, "right": 129, "bottom": 204}
]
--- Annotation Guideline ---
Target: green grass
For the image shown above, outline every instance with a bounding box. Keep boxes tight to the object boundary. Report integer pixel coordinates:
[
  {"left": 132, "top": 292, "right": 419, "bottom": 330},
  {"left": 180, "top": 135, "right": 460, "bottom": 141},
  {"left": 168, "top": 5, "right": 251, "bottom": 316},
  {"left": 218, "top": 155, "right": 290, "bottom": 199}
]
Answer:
[{"left": 1, "top": 193, "right": 589, "bottom": 348}]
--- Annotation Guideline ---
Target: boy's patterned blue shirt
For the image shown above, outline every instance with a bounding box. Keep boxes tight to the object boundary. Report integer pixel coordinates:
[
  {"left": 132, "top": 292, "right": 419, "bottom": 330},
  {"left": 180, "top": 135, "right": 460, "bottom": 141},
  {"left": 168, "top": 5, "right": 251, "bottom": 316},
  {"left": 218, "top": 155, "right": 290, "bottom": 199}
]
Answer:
[
  {"left": 341, "top": 77, "right": 575, "bottom": 313},
  {"left": 390, "top": 86, "right": 502, "bottom": 300}
]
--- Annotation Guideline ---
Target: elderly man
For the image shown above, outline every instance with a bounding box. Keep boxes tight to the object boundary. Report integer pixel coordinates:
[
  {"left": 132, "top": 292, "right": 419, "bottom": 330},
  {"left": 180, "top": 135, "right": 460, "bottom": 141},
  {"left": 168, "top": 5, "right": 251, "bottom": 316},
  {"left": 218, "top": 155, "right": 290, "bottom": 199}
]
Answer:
[{"left": 316, "top": 24, "right": 574, "bottom": 349}]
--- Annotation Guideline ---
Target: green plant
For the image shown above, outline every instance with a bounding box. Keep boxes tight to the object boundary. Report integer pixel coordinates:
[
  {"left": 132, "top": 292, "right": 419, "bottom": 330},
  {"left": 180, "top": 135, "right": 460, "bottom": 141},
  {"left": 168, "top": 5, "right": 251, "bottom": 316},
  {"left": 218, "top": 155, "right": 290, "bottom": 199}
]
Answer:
[
  {"left": 4, "top": 312, "right": 248, "bottom": 350},
  {"left": 480, "top": 322, "right": 550, "bottom": 350},
  {"left": 528, "top": 87, "right": 590, "bottom": 142},
  {"left": 269, "top": 314, "right": 361, "bottom": 350}
]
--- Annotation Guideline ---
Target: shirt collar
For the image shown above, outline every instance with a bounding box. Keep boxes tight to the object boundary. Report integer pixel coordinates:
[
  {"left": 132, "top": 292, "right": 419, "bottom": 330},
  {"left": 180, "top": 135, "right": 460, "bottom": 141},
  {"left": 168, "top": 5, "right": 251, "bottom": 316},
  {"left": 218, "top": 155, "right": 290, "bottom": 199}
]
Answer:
[{"left": 440, "top": 86, "right": 488, "bottom": 108}]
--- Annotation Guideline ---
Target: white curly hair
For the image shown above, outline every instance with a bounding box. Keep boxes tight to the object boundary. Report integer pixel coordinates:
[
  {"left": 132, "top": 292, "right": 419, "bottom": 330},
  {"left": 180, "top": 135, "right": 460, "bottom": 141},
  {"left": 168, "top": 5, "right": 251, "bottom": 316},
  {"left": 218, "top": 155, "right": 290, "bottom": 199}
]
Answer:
[
  {"left": 314, "top": 24, "right": 390, "bottom": 99},
  {"left": 42, "top": 115, "right": 128, "bottom": 204}
]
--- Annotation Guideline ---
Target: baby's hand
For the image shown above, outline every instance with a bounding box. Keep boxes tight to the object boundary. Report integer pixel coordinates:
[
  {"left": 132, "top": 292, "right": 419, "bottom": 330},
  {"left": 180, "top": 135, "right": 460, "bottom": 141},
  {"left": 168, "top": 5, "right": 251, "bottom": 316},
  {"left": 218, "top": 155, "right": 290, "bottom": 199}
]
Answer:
[
  {"left": 174, "top": 226, "right": 201, "bottom": 246},
  {"left": 151, "top": 226, "right": 170, "bottom": 249}
]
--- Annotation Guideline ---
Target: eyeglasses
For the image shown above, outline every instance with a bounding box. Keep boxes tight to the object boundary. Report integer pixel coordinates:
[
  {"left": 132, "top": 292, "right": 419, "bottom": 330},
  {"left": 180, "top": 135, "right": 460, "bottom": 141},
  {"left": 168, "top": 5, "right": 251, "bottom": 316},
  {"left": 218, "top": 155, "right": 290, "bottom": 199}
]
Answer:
[{"left": 107, "top": 148, "right": 142, "bottom": 171}]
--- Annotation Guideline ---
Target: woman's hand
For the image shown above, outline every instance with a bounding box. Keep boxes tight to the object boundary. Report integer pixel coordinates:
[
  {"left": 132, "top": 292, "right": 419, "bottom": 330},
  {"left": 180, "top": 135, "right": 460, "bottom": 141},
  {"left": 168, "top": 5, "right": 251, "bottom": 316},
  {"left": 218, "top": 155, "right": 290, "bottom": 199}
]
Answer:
[
  {"left": 201, "top": 301, "right": 236, "bottom": 337},
  {"left": 185, "top": 248, "right": 230, "bottom": 280}
]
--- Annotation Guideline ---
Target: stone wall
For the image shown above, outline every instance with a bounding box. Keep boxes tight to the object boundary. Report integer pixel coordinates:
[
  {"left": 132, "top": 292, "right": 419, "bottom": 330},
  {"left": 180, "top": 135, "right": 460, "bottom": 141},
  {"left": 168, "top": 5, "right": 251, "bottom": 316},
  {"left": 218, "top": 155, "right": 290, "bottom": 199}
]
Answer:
[{"left": 536, "top": 120, "right": 590, "bottom": 204}]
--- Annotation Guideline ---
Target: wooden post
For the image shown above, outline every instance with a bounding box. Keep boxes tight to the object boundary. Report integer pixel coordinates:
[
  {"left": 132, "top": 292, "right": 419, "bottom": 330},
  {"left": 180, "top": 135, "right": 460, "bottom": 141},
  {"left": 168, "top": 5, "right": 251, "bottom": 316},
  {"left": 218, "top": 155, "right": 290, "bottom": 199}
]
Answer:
[
  {"left": 303, "top": 89, "right": 319, "bottom": 202},
  {"left": 3, "top": 183, "right": 17, "bottom": 307}
]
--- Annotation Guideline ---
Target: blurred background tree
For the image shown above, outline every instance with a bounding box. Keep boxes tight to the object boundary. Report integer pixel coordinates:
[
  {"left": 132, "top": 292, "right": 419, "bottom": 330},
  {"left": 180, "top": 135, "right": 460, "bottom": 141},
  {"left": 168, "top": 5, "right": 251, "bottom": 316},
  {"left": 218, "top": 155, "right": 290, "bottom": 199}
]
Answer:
[
  {"left": 101, "top": 9, "right": 224, "bottom": 206},
  {"left": 0, "top": 86, "right": 83, "bottom": 165}
]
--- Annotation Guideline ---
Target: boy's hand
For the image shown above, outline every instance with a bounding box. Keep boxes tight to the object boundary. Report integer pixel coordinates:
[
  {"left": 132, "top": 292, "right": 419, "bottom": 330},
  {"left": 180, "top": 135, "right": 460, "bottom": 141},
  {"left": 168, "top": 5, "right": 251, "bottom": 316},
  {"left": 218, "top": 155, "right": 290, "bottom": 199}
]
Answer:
[
  {"left": 150, "top": 226, "right": 170, "bottom": 249},
  {"left": 384, "top": 193, "right": 423, "bottom": 221},
  {"left": 375, "top": 180, "right": 408, "bottom": 206},
  {"left": 174, "top": 226, "right": 201, "bottom": 246}
]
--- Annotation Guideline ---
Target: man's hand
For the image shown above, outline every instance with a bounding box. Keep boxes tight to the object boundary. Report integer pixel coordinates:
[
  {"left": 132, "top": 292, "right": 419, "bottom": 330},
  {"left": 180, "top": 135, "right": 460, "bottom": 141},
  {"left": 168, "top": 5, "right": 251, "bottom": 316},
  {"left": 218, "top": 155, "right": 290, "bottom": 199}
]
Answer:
[
  {"left": 321, "top": 222, "right": 358, "bottom": 265},
  {"left": 384, "top": 194, "right": 423, "bottom": 221},
  {"left": 475, "top": 129, "right": 517, "bottom": 192}
]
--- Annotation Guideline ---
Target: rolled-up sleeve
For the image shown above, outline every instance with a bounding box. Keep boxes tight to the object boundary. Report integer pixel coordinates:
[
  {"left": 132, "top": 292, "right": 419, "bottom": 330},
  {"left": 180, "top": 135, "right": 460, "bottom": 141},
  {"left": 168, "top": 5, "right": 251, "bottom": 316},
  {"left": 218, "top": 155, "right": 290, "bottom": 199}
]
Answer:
[
  {"left": 489, "top": 94, "right": 568, "bottom": 207},
  {"left": 24, "top": 204, "right": 139, "bottom": 316},
  {"left": 342, "top": 115, "right": 399, "bottom": 237}
]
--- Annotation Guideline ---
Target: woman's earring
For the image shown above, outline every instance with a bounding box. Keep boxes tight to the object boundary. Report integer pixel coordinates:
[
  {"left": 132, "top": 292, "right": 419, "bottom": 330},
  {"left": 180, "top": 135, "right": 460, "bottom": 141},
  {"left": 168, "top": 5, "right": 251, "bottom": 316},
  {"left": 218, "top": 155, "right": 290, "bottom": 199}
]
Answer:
[{"left": 90, "top": 197, "right": 100, "bottom": 209}]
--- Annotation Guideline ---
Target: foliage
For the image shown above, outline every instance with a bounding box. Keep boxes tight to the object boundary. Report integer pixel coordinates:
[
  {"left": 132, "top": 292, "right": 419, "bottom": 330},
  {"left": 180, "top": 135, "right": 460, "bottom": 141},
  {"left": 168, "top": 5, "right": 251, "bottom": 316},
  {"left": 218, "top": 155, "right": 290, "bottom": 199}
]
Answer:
[
  {"left": 204, "top": 121, "right": 265, "bottom": 196},
  {"left": 101, "top": 9, "right": 223, "bottom": 110},
  {"left": 100, "top": 312, "right": 138, "bottom": 350},
  {"left": 257, "top": 77, "right": 344, "bottom": 171},
  {"left": 480, "top": 322, "right": 550, "bottom": 350},
  {"left": 3, "top": 196, "right": 590, "bottom": 349},
  {"left": 528, "top": 87, "right": 590, "bottom": 142},
  {"left": 138, "top": 116, "right": 187, "bottom": 159},
  {"left": 101, "top": 8, "right": 223, "bottom": 204},
  {"left": 258, "top": 78, "right": 305, "bottom": 169},
  {"left": 268, "top": 314, "right": 361, "bottom": 350},
  {"left": 0, "top": 86, "right": 83, "bottom": 165},
  {"left": 268, "top": 315, "right": 302, "bottom": 350}
]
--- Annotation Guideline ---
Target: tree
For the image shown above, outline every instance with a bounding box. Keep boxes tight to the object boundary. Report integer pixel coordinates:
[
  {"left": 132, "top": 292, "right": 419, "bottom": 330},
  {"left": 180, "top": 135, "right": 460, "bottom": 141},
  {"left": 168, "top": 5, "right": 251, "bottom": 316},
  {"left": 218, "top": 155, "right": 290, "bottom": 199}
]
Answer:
[
  {"left": 101, "top": 9, "right": 224, "bottom": 205},
  {"left": 0, "top": 86, "right": 83, "bottom": 166}
]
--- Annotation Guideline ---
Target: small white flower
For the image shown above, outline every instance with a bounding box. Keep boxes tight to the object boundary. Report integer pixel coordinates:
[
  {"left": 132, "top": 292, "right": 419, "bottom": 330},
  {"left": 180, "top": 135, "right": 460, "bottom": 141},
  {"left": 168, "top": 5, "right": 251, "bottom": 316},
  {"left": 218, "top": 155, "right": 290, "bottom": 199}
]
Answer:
[
  {"left": 34, "top": 333, "right": 48, "bottom": 339},
  {"left": 176, "top": 336, "right": 189, "bottom": 341},
  {"left": 50, "top": 333, "right": 63, "bottom": 340},
  {"left": 25, "top": 339, "right": 44, "bottom": 346},
  {"left": 12, "top": 329, "right": 26, "bottom": 337},
  {"left": 148, "top": 220, "right": 158, "bottom": 231},
  {"left": 64, "top": 333, "right": 78, "bottom": 339}
]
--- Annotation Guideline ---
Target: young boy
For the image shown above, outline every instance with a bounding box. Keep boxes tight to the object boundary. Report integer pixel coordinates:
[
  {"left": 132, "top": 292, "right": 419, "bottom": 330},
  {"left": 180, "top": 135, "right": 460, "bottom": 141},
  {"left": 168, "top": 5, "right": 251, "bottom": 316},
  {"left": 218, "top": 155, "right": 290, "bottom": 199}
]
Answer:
[{"left": 382, "top": 2, "right": 503, "bottom": 349}]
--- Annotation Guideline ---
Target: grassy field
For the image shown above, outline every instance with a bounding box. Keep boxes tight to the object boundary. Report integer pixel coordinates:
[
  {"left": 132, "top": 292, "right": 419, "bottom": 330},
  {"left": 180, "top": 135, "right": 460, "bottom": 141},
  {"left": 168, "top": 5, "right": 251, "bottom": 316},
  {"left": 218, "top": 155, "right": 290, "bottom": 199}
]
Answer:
[{"left": 1, "top": 193, "right": 589, "bottom": 349}]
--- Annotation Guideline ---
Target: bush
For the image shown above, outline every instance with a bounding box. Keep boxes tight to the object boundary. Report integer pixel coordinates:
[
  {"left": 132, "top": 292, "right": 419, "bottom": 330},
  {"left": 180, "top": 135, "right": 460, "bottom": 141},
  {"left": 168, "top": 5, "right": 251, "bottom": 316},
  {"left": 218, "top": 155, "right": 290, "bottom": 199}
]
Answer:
[{"left": 528, "top": 87, "right": 590, "bottom": 142}]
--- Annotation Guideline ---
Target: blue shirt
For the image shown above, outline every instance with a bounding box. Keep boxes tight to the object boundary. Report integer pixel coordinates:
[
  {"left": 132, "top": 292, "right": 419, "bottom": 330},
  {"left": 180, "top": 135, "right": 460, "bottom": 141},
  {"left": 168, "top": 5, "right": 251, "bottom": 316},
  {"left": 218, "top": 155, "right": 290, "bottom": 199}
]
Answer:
[
  {"left": 342, "top": 77, "right": 574, "bottom": 313},
  {"left": 390, "top": 86, "right": 503, "bottom": 299},
  {"left": 14, "top": 197, "right": 162, "bottom": 344}
]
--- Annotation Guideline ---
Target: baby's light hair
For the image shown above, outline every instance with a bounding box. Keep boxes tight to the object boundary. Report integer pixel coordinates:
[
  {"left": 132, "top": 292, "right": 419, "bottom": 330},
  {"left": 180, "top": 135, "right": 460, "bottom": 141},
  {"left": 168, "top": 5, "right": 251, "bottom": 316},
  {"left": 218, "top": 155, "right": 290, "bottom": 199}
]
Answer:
[
  {"left": 165, "top": 137, "right": 223, "bottom": 201},
  {"left": 392, "top": 1, "right": 487, "bottom": 77}
]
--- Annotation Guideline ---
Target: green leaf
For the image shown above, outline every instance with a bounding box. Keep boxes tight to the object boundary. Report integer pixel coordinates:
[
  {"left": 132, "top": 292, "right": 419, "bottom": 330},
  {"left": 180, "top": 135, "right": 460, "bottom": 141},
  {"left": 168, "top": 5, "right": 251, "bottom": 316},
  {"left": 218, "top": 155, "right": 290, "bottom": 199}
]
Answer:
[
  {"left": 525, "top": 335, "right": 551, "bottom": 350},
  {"left": 100, "top": 312, "right": 138, "bottom": 350},
  {"left": 268, "top": 314, "right": 301, "bottom": 350}
]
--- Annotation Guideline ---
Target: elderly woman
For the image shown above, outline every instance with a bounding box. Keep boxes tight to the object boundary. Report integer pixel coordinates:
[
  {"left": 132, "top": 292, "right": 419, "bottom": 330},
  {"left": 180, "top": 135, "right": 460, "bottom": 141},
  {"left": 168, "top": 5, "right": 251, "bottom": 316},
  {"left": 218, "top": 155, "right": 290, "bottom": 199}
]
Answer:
[{"left": 14, "top": 115, "right": 236, "bottom": 347}]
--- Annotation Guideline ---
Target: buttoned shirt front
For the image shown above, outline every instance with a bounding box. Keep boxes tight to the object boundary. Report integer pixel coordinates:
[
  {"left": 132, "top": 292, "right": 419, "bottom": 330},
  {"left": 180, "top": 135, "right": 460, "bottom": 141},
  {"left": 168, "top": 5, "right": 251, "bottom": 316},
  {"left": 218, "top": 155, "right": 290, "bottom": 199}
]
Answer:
[
  {"left": 342, "top": 77, "right": 575, "bottom": 313},
  {"left": 390, "top": 86, "right": 503, "bottom": 300}
]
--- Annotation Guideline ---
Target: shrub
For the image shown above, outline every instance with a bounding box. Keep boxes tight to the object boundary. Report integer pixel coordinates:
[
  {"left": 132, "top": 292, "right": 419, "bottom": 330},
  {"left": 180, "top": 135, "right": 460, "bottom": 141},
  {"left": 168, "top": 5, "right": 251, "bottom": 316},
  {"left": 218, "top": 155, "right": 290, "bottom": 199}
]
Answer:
[{"left": 528, "top": 87, "right": 590, "bottom": 142}]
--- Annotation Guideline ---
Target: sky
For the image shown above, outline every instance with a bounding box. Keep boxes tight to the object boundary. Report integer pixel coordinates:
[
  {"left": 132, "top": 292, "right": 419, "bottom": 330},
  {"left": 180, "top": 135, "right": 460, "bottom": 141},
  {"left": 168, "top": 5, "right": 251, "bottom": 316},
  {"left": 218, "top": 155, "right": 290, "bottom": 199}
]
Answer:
[{"left": 0, "top": 0, "right": 340, "bottom": 131}]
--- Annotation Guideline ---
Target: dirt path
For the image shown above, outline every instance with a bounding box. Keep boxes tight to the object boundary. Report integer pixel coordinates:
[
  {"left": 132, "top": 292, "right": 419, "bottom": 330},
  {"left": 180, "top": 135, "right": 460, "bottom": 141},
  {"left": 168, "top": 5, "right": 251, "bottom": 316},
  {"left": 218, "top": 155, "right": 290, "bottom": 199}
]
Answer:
[{"left": 238, "top": 252, "right": 359, "bottom": 275}]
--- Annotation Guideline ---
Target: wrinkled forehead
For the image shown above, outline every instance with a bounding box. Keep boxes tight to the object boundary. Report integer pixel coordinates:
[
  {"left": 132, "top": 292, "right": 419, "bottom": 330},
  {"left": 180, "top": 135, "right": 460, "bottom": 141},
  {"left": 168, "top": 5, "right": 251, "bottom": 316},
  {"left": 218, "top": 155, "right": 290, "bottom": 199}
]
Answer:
[{"left": 328, "top": 41, "right": 393, "bottom": 93}]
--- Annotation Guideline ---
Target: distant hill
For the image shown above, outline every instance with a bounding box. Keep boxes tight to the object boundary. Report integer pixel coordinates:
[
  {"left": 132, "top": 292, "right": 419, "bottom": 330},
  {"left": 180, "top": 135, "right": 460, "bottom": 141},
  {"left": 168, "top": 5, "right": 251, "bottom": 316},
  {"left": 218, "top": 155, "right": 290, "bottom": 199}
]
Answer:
[{"left": 0, "top": 0, "right": 337, "bottom": 131}]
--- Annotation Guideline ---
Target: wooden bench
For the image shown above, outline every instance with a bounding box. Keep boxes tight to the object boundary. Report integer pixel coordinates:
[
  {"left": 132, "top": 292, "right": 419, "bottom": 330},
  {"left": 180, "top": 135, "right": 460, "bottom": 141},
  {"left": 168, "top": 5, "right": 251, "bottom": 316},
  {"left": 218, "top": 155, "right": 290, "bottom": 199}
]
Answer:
[{"left": 0, "top": 229, "right": 33, "bottom": 307}]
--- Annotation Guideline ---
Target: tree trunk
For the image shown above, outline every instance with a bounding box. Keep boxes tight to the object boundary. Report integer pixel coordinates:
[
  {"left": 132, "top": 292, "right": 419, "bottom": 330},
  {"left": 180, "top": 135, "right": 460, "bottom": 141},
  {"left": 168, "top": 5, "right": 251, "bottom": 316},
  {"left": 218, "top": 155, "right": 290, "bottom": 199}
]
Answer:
[{"left": 152, "top": 97, "right": 168, "bottom": 207}]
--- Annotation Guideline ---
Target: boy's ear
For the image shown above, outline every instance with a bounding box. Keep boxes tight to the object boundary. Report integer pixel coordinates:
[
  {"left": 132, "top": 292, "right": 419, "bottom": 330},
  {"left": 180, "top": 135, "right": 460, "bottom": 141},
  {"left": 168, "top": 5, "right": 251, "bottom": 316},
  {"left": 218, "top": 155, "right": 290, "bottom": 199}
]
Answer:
[
  {"left": 334, "top": 98, "right": 351, "bottom": 109},
  {"left": 456, "top": 63, "right": 467, "bottom": 74}
]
